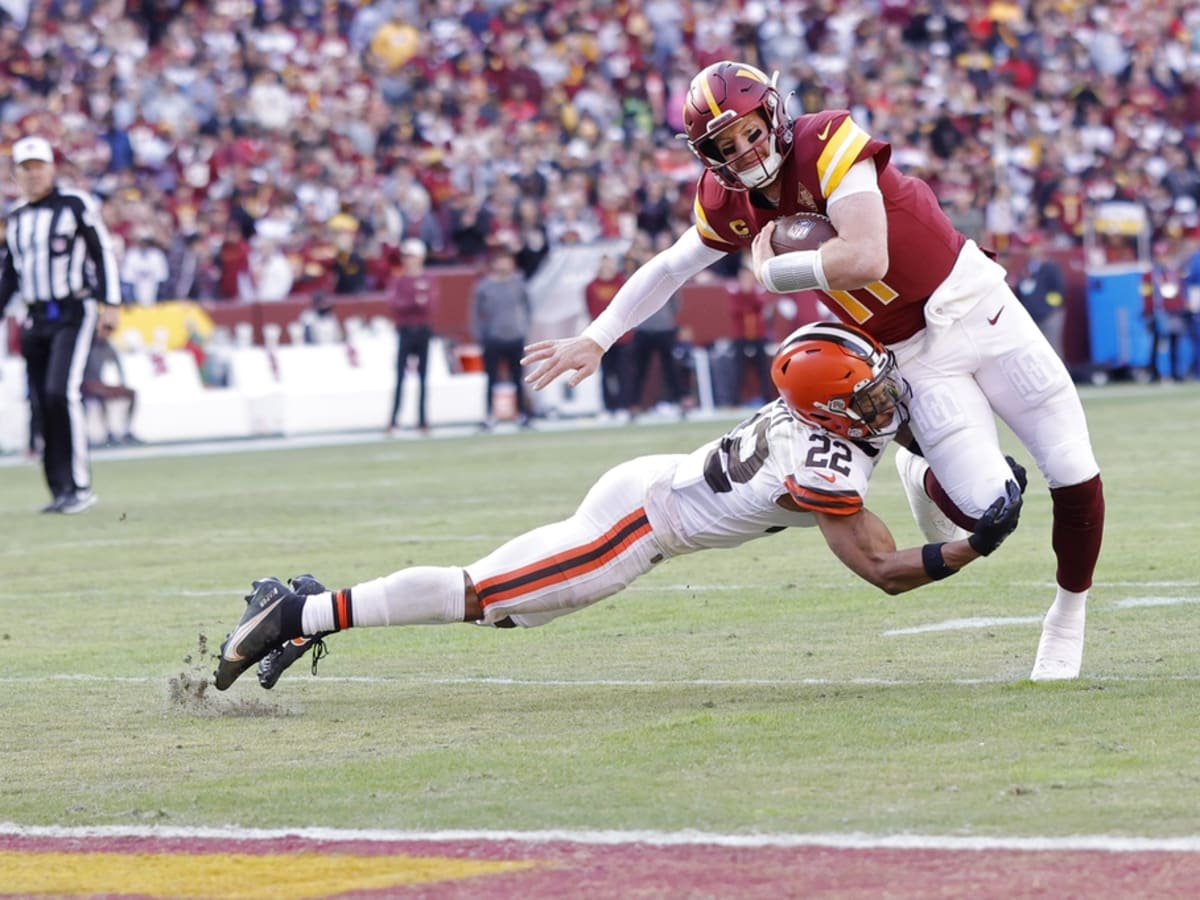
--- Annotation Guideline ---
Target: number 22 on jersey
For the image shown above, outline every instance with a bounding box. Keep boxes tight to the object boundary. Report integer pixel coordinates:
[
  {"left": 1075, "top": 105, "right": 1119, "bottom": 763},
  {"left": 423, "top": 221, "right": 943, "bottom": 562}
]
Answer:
[{"left": 702, "top": 407, "right": 852, "bottom": 494}]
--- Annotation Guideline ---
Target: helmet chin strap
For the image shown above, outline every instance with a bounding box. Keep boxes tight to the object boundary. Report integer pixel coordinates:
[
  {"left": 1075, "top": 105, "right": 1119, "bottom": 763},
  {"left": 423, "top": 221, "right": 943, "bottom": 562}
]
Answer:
[{"left": 734, "top": 145, "right": 783, "bottom": 190}]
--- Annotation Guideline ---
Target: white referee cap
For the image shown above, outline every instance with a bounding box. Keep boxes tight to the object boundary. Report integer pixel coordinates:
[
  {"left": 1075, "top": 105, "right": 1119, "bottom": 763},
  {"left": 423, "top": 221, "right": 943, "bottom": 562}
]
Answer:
[{"left": 13, "top": 136, "right": 54, "bottom": 165}]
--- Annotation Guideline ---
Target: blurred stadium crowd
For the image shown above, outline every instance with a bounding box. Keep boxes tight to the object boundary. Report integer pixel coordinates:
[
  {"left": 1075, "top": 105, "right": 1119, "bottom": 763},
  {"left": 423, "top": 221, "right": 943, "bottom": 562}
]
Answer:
[{"left": 2, "top": 0, "right": 1200, "bottom": 303}]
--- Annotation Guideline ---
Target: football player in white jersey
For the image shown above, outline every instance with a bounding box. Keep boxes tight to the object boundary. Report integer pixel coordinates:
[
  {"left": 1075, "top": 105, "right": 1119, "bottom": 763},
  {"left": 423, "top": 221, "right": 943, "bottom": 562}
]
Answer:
[{"left": 213, "top": 322, "right": 1024, "bottom": 692}]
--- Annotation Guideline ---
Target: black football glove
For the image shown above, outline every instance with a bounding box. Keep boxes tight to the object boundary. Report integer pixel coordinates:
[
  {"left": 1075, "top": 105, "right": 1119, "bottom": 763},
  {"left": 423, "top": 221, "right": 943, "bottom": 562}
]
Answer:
[
  {"left": 1005, "top": 455, "right": 1028, "bottom": 495},
  {"left": 968, "top": 479, "right": 1023, "bottom": 556}
]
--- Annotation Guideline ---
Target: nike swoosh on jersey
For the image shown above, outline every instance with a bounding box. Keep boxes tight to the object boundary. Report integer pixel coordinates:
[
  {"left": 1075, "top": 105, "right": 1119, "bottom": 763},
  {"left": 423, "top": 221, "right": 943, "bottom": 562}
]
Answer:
[
  {"left": 817, "top": 122, "right": 832, "bottom": 140},
  {"left": 223, "top": 599, "right": 283, "bottom": 662},
  {"left": 815, "top": 471, "right": 837, "bottom": 483},
  {"left": 987, "top": 306, "right": 1005, "bottom": 325}
]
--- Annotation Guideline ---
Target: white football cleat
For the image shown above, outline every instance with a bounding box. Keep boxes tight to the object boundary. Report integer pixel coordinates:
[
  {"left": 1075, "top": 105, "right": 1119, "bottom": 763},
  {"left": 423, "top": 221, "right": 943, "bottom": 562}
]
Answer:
[
  {"left": 1030, "top": 612, "right": 1085, "bottom": 681},
  {"left": 894, "top": 446, "right": 968, "bottom": 543}
]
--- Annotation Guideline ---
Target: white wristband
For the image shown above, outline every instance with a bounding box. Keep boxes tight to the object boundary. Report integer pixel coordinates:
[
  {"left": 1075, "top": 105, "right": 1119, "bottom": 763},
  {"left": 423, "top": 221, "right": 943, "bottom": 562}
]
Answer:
[{"left": 761, "top": 250, "right": 829, "bottom": 293}]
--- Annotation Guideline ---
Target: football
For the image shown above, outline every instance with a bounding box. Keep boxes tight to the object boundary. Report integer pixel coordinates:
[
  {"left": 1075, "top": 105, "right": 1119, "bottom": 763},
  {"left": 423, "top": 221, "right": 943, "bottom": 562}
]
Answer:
[{"left": 769, "top": 212, "right": 837, "bottom": 255}]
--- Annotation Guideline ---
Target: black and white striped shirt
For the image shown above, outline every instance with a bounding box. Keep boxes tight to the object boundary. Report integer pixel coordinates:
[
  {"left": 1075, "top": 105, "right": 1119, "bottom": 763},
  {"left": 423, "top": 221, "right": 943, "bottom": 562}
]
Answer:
[{"left": 0, "top": 184, "right": 121, "bottom": 316}]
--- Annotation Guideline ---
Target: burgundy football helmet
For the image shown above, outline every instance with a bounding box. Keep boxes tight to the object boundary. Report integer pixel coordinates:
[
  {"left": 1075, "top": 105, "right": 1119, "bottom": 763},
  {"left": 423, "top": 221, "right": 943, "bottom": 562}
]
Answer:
[{"left": 680, "top": 60, "right": 793, "bottom": 191}]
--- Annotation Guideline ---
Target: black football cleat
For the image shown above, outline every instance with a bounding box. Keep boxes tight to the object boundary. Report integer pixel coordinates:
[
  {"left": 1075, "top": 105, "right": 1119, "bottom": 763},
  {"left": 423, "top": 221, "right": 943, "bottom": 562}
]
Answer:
[
  {"left": 257, "top": 574, "right": 331, "bottom": 690},
  {"left": 257, "top": 635, "right": 329, "bottom": 689},
  {"left": 214, "top": 578, "right": 302, "bottom": 691}
]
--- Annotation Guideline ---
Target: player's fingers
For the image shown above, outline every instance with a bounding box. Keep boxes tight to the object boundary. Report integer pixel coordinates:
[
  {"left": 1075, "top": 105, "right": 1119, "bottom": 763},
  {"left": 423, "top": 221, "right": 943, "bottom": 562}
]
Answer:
[
  {"left": 527, "top": 362, "right": 565, "bottom": 390},
  {"left": 520, "top": 343, "right": 555, "bottom": 365},
  {"left": 567, "top": 363, "right": 595, "bottom": 388}
]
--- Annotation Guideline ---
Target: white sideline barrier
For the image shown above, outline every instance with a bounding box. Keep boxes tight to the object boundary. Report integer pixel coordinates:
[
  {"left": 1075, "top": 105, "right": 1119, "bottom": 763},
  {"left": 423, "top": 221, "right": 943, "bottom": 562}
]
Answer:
[
  {"left": 218, "top": 345, "right": 285, "bottom": 435},
  {"left": 355, "top": 334, "right": 489, "bottom": 428},
  {"left": 0, "top": 357, "right": 30, "bottom": 454},
  {"left": 119, "top": 350, "right": 255, "bottom": 443},
  {"left": 0, "top": 337, "right": 499, "bottom": 449},
  {"left": 269, "top": 342, "right": 393, "bottom": 434},
  {"left": 220, "top": 336, "right": 489, "bottom": 435}
]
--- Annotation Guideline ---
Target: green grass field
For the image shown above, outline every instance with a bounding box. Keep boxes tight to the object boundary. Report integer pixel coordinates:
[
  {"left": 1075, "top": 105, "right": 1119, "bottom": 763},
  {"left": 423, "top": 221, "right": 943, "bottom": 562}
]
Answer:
[{"left": 1, "top": 383, "right": 1197, "bottom": 839}]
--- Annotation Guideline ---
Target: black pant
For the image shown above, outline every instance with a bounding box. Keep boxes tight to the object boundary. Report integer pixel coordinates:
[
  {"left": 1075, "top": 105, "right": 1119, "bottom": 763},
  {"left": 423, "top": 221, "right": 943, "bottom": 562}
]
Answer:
[
  {"left": 27, "top": 378, "right": 42, "bottom": 454},
  {"left": 390, "top": 325, "right": 432, "bottom": 428},
  {"left": 631, "top": 328, "right": 683, "bottom": 407},
  {"left": 21, "top": 310, "right": 96, "bottom": 499},
  {"left": 600, "top": 342, "right": 635, "bottom": 412},
  {"left": 482, "top": 338, "right": 527, "bottom": 417}
]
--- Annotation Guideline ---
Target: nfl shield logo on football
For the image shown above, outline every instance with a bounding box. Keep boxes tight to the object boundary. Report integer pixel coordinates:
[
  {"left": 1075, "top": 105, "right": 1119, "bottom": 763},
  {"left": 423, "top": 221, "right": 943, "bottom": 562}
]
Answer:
[{"left": 787, "top": 220, "right": 815, "bottom": 241}]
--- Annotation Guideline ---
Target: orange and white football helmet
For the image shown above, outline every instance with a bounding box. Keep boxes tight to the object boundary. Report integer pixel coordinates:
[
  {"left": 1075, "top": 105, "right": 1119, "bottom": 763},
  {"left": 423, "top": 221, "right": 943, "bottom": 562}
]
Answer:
[
  {"left": 771, "top": 322, "right": 910, "bottom": 440},
  {"left": 680, "top": 60, "right": 793, "bottom": 191}
]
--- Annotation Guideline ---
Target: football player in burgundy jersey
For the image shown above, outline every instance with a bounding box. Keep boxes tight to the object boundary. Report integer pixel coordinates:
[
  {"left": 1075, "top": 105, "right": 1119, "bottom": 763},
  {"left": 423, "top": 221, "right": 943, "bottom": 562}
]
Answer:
[
  {"left": 523, "top": 60, "right": 1103, "bottom": 682},
  {"left": 213, "top": 323, "right": 1023, "bottom": 692}
]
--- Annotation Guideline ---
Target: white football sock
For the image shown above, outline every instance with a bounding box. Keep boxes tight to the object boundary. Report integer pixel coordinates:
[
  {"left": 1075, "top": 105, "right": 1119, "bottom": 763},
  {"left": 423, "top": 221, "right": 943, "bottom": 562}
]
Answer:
[
  {"left": 895, "top": 446, "right": 969, "bottom": 543},
  {"left": 1030, "top": 586, "right": 1088, "bottom": 681},
  {"left": 301, "top": 567, "right": 466, "bottom": 633}
]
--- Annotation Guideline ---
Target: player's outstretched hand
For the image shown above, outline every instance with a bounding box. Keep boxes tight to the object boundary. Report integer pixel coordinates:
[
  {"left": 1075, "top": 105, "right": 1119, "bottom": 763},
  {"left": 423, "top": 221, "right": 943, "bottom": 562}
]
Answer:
[
  {"left": 522, "top": 335, "right": 604, "bottom": 391},
  {"left": 968, "top": 479, "right": 1023, "bottom": 556}
]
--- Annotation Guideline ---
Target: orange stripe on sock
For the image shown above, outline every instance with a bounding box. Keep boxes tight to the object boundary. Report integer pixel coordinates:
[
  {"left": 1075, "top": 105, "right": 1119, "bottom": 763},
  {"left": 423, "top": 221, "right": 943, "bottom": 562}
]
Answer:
[{"left": 334, "top": 590, "right": 350, "bottom": 630}]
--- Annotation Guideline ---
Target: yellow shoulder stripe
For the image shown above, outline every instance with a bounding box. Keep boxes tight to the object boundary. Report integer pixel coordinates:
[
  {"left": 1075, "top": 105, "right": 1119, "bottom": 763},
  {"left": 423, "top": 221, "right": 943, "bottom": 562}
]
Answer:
[
  {"left": 816, "top": 118, "right": 871, "bottom": 198},
  {"left": 693, "top": 196, "right": 735, "bottom": 244}
]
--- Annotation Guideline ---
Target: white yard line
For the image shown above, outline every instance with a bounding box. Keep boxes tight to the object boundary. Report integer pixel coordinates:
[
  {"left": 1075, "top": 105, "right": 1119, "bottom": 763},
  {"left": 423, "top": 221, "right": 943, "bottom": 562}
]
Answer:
[
  {"left": 886, "top": 594, "right": 1200, "bottom": 635},
  {"left": 884, "top": 616, "right": 1043, "bottom": 635},
  {"left": 1113, "top": 596, "right": 1200, "bottom": 608},
  {"left": 2, "top": 822, "right": 1199, "bottom": 852}
]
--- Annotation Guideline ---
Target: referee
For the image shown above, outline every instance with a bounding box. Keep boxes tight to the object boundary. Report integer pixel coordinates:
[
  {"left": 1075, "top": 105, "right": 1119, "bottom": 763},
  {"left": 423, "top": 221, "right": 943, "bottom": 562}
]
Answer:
[{"left": 0, "top": 136, "right": 121, "bottom": 513}]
